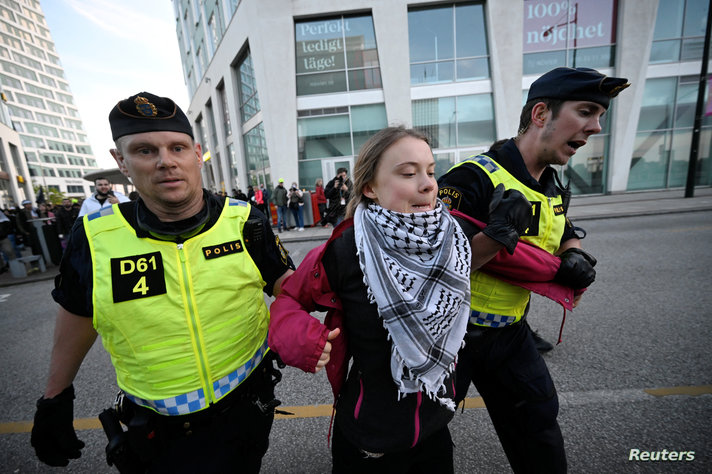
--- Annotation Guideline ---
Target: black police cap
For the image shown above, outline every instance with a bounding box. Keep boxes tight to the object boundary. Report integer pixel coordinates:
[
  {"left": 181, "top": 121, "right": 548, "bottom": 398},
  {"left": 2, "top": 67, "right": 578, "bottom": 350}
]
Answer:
[
  {"left": 527, "top": 67, "right": 630, "bottom": 109},
  {"left": 109, "top": 92, "right": 193, "bottom": 141}
]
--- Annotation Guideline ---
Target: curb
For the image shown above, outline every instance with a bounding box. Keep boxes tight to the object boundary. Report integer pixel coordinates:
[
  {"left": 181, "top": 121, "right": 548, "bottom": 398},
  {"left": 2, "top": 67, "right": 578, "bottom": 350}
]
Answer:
[
  {"left": 0, "top": 272, "right": 55, "bottom": 288},
  {"left": 569, "top": 206, "right": 712, "bottom": 222}
]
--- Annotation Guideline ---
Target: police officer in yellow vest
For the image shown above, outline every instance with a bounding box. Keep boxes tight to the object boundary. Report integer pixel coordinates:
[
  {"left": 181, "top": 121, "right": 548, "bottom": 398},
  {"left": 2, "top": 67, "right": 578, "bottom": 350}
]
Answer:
[
  {"left": 438, "top": 67, "right": 629, "bottom": 473},
  {"left": 30, "top": 92, "right": 295, "bottom": 472}
]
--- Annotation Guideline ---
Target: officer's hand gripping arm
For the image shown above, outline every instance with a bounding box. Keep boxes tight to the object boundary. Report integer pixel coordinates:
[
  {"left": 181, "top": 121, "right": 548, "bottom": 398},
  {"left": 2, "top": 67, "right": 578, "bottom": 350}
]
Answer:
[
  {"left": 31, "top": 384, "right": 85, "bottom": 466},
  {"left": 554, "top": 247, "right": 597, "bottom": 289},
  {"left": 481, "top": 184, "right": 533, "bottom": 254}
]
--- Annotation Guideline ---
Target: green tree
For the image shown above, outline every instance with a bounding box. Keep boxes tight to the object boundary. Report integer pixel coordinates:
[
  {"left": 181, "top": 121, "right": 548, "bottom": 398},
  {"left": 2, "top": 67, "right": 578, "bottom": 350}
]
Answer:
[{"left": 33, "top": 185, "right": 66, "bottom": 205}]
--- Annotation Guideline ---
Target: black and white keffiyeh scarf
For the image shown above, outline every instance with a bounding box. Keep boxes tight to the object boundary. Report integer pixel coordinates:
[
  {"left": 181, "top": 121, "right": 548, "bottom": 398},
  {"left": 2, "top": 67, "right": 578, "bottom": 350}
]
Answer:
[{"left": 354, "top": 200, "right": 472, "bottom": 410}]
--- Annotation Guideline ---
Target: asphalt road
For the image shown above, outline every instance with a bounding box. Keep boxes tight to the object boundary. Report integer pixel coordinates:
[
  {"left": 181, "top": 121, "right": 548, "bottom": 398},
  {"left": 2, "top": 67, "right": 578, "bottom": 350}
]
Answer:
[{"left": 1, "top": 211, "right": 711, "bottom": 473}]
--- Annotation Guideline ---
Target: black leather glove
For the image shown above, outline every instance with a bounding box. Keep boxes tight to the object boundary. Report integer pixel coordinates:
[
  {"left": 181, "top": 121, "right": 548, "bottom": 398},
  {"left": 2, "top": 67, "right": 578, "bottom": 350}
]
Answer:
[
  {"left": 31, "top": 384, "right": 85, "bottom": 467},
  {"left": 554, "top": 248, "right": 597, "bottom": 289},
  {"left": 482, "top": 184, "right": 532, "bottom": 254}
]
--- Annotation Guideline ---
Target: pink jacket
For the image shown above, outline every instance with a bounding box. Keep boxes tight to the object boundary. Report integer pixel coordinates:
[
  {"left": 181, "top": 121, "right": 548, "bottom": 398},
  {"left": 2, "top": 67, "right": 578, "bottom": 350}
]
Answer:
[
  {"left": 451, "top": 209, "right": 579, "bottom": 309},
  {"left": 451, "top": 209, "right": 586, "bottom": 342},
  {"left": 269, "top": 221, "right": 352, "bottom": 399}
]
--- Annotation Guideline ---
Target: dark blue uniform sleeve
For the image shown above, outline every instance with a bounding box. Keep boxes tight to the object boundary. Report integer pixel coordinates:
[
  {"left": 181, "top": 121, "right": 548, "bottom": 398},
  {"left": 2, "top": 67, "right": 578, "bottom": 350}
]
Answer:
[
  {"left": 559, "top": 218, "right": 578, "bottom": 246},
  {"left": 51, "top": 218, "right": 93, "bottom": 317},
  {"left": 245, "top": 206, "right": 295, "bottom": 296},
  {"left": 437, "top": 162, "right": 494, "bottom": 222}
]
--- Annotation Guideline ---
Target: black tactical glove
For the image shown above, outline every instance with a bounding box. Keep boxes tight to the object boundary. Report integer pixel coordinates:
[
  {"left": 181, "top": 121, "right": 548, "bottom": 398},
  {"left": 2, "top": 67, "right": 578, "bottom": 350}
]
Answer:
[
  {"left": 554, "top": 247, "right": 597, "bottom": 289},
  {"left": 482, "top": 184, "right": 533, "bottom": 254},
  {"left": 31, "top": 384, "right": 85, "bottom": 466}
]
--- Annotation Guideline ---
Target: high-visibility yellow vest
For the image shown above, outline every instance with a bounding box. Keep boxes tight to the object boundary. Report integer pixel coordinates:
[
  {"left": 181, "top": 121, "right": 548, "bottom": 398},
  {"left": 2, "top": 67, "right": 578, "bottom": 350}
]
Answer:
[
  {"left": 84, "top": 199, "right": 270, "bottom": 414},
  {"left": 449, "top": 155, "right": 567, "bottom": 323}
]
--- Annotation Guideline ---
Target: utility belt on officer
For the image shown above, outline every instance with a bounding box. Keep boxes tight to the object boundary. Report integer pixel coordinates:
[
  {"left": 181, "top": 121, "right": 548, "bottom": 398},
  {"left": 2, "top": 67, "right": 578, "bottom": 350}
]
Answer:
[{"left": 99, "top": 352, "right": 285, "bottom": 473}]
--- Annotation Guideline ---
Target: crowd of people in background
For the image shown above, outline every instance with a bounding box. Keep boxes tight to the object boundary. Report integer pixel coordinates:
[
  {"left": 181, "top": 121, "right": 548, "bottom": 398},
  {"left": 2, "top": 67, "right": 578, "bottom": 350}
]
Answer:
[
  {"left": 226, "top": 170, "right": 353, "bottom": 232},
  {"left": 2, "top": 171, "right": 350, "bottom": 274},
  {"left": 0, "top": 177, "right": 134, "bottom": 274},
  {"left": 0, "top": 198, "right": 80, "bottom": 273}
]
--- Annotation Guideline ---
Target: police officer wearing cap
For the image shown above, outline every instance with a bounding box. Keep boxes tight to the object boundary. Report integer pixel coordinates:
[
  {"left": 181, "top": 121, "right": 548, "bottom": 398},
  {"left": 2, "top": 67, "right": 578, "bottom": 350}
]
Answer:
[
  {"left": 438, "top": 67, "right": 629, "bottom": 473},
  {"left": 30, "top": 92, "right": 295, "bottom": 472}
]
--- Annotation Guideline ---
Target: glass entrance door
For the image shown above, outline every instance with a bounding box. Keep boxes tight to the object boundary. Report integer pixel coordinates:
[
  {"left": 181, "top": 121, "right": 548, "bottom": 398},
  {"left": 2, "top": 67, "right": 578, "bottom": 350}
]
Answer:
[{"left": 321, "top": 157, "right": 354, "bottom": 185}]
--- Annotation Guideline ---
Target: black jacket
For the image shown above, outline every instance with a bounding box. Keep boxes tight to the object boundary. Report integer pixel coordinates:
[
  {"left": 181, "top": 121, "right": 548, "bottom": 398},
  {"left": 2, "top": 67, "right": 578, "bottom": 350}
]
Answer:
[
  {"left": 54, "top": 206, "right": 79, "bottom": 235},
  {"left": 323, "top": 226, "right": 455, "bottom": 453}
]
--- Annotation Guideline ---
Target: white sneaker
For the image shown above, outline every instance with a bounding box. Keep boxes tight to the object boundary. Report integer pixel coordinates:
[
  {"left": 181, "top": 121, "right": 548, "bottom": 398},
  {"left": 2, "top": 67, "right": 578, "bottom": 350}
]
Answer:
[{"left": 298, "top": 227, "right": 304, "bottom": 231}]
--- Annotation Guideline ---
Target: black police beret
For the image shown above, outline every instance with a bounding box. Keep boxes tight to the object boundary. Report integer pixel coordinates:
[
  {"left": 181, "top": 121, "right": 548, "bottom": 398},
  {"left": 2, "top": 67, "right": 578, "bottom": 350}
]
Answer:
[
  {"left": 527, "top": 67, "right": 630, "bottom": 109},
  {"left": 109, "top": 92, "right": 193, "bottom": 141}
]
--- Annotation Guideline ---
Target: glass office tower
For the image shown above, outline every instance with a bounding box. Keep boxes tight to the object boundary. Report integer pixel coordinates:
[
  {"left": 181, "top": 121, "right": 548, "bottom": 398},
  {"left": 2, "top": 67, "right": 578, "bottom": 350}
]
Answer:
[
  {"left": 0, "top": 0, "right": 100, "bottom": 205},
  {"left": 172, "top": 0, "right": 711, "bottom": 196}
]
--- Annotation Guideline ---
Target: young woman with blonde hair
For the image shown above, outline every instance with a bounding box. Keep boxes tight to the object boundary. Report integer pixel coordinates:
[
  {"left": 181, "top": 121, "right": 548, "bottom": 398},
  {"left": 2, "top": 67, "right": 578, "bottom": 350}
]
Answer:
[{"left": 269, "top": 126, "right": 472, "bottom": 473}]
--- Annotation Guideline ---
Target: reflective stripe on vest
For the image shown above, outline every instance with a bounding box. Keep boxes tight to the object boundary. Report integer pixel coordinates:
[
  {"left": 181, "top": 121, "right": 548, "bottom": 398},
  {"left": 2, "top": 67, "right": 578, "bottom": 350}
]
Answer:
[
  {"left": 469, "top": 310, "right": 517, "bottom": 328},
  {"left": 449, "top": 155, "right": 567, "bottom": 325},
  {"left": 125, "top": 338, "right": 269, "bottom": 415},
  {"left": 85, "top": 198, "right": 270, "bottom": 413}
]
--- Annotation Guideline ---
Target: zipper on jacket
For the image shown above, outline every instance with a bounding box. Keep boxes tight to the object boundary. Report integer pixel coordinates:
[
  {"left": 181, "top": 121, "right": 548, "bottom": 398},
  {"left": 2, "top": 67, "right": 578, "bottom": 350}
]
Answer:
[
  {"left": 177, "top": 242, "right": 213, "bottom": 404},
  {"left": 411, "top": 391, "right": 423, "bottom": 448}
]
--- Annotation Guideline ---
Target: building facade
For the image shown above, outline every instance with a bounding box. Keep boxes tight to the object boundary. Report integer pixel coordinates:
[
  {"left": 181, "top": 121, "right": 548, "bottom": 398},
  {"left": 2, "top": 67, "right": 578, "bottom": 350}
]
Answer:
[
  {"left": 173, "top": 0, "right": 712, "bottom": 197},
  {"left": 0, "top": 94, "right": 31, "bottom": 208},
  {"left": 0, "top": 0, "right": 100, "bottom": 208}
]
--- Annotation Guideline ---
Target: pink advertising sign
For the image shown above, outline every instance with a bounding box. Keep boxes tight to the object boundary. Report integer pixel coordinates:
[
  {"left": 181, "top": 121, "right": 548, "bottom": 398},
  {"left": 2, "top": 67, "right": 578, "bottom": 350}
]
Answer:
[{"left": 523, "top": 0, "right": 618, "bottom": 53}]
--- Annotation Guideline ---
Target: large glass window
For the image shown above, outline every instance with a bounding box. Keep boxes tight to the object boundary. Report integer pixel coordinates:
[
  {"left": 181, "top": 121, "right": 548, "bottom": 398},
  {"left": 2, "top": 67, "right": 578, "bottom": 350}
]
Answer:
[
  {"left": 196, "top": 42, "right": 205, "bottom": 80},
  {"left": 0, "top": 72, "right": 22, "bottom": 89},
  {"left": 236, "top": 50, "right": 261, "bottom": 123},
  {"left": 227, "top": 143, "right": 238, "bottom": 188},
  {"left": 523, "top": 0, "right": 618, "bottom": 75},
  {"left": 26, "top": 123, "right": 59, "bottom": 138},
  {"left": 195, "top": 116, "right": 208, "bottom": 154},
  {"left": 295, "top": 14, "right": 382, "bottom": 96},
  {"left": 205, "top": 102, "right": 218, "bottom": 157},
  {"left": 629, "top": 76, "right": 712, "bottom": 190},
  {"left": 298, "top": 104, "right": 386, "bottom": 160},
  {"left": 297, "top": 104, "right": 387, "bottom": 188},
  {"left": 21, "top": 135, "right": 45, "bottom": 149},
  {"left": 412, "top": 94, "right": 495, "bottom": 176},
  {"left": 244, "top": 122, "right": 271, "bottom": 187},
  {"left": 299, "top": 111, "right": 352, "bottom": 160},
  {"left": 650, "top": 0, "right": 708, "bottom": 63},
  {"left": 218, "top": 84, "right": 231, "bottom": 137},
  {"left": 409, "top": 3, "right": 489, "bottom": 85},
  {"left": 15, "top": 92, "right": 44, "bottom": 108}
]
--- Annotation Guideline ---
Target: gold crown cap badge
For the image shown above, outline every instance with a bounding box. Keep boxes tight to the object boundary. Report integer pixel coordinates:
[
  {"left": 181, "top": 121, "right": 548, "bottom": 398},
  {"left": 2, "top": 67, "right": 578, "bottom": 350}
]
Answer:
[{"left": 134, "top": 96, "right": 158, "bottom": 117}]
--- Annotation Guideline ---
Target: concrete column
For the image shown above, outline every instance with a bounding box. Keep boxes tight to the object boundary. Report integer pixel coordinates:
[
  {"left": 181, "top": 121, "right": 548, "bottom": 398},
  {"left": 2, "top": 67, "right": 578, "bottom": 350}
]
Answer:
[
  {"left": 608, "top": 0, "right": 659, "bottom": 193},
  {"left": 486, "top": 0, "right": 524, "bottom": 139},
  {"left": 221, "top": 66, "right": 241, "bottom": 192},
  {"left": 372, "top": 2, "right": 413, "bottom": 126},
  {"left": 250, "top": 0, "right": 300, "bottom": 186}
]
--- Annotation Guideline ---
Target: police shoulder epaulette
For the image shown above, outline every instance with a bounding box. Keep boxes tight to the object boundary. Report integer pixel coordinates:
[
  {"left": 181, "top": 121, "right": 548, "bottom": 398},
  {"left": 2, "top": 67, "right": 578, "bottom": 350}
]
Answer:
[
  {"left": 86, "top": 206, "right": 116, "bottom": 221},
  {"left": 471, "top": 154, "right": 500, "bottom": 173},
  {"left": 228, "top": 198, "right": 248, "bottom": 207}
]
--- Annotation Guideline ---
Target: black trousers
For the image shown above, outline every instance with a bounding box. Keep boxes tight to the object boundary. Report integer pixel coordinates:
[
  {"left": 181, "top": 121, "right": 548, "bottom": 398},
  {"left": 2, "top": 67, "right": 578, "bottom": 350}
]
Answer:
[
  {"left": 120, "top": 358, "right": 278, "bottom": 474},
  {"left": 331, "top": 421, "right": 454, "bottom": 474},
  {"left": 455, "top": 320, "right": 567, "bottom": 474}
]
